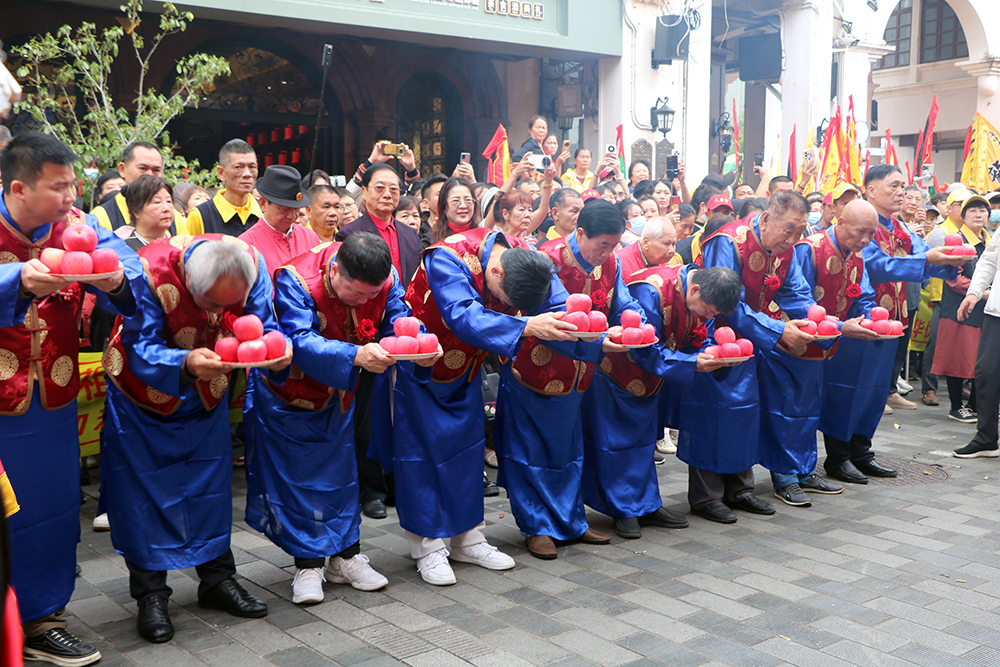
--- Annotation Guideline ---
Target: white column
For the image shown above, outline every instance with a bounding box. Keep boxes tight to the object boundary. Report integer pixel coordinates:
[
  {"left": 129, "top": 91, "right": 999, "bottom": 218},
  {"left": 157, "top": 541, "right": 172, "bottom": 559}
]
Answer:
[
  {"left": 781, "top": 0, "right": 834, "bottom": 163},
  {"left": 837, "top": 43, "right": 890, "bottom": 127},
  {"left": 957, "top": 59, "right": 1000, "bottom": 130},
  {"left": 683, "top": 2, "right": 712, "bottom": 180}
]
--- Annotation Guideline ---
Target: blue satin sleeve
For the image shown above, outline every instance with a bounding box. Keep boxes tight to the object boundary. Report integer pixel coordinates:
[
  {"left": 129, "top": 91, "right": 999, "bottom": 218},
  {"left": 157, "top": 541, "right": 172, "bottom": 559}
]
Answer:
[
  {"left": 380, "top": 267, "right": 410, "bottom": 336},
  {"left": 244, "top": 254, "right": 290, "bottom": 385},
  {"left": 425, "top": 248, "right": 530, "bottom": 358},
  {"left": 0, "top": 263, "right": 31, "bottom": 327},
  {"left": 771, "top": 250, "right": 815, "bottom": 320},
  {"left": 122, "top": 277, "right": 189, "bottom": 397},
  {"left": 702, "top": 235, "right": 784, "bottom": 350},
  {"left": 782, "top": 245, "right": 838, "bottom": 350},
  {"left": 848, "top": 266, "right": 878, "bottom": 319},
  {"left": 535, "top": 266, "right": 603, "bottom": 363},
  {"left": 274, "top": 266, "right": 358, "bottom": 391},
  {"left": 862, "top": 228, "right": 956, "bottom": 284},
  {"left": 87, "top": 214, "right": 143, "bottom": 317},
  {"left": 627, "top": 282, "right": 697, "bottom": 385}
]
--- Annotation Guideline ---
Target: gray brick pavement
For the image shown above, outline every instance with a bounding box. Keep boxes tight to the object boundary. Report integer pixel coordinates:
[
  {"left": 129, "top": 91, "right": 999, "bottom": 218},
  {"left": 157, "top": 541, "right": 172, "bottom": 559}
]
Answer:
[{"left": 27, "top": 390, "right": 1000, "bottom": 665}]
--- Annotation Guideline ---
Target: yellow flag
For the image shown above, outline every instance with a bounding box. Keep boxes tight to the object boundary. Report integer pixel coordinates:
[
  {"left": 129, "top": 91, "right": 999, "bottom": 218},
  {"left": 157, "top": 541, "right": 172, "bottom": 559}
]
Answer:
[{"left": 960, "top": 112, "right": 1000, "bottom": 192}]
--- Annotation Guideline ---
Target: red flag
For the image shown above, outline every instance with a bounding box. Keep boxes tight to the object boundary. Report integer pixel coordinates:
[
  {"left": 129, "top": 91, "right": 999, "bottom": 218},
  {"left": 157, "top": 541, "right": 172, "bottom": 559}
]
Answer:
[
  {"left": 964, "top": 123, "right": 974, "bottom": 161},
  {"left": 481, "top": 124, "right": 510, "bottom": 187},
  {"left": 732, "top": 98, "right": 742, "bottom": 183},
  {"left": 923, "top": 95, "right": 939, "bottom": 165},
  {"left": 788, "top": 125, "right": 797, "bottom": 181},
  {"left": 913, "top": 128, "right": 924, "bottom": 182},
  {"left": 905, "top": 161, "right": 911, "bottom": 184},
  {"left": 615, "top": 124, "right": 626, "bottom": 174},
  {"left": 864, "top": 150, "right": 871, "bottom": 179}
]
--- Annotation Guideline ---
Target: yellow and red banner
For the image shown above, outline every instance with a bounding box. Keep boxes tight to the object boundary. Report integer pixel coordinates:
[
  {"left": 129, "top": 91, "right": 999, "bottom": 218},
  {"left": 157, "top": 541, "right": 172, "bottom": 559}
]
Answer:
[
  {"left": 960, "top": 112, "right": 1000, "bottom": 193},
  {"left": 77, "top": 352, "right": 107, "bottom": 458},
  {"left": 482, "top": 124, "right": 511, "bottom": 187}
]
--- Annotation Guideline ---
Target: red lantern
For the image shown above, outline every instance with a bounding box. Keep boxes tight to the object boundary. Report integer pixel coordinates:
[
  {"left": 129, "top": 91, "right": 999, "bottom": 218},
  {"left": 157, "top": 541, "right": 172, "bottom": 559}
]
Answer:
[
  {"left": 299, "top": 125, "right": 309, "bottom": 135},
  {"left": 291, "top": 148, "right": 301, "bottom": 163},
  {"left": 278, "top": 150, "right": 288, "bottom": 165},
  {"left": 247, "top": 134, "right": 254, "bottom": 146},
  {"left": 258, "top": 132, "right": 267, "bottom": 145},
  {"left": 284, "top": 125, "right": 293, "bottom": 140},
  {"left": 271, "top": 128, "right": 280, "bottom": 143},
  {"left": 265, "top": 153, "right": 274, "bottom": 167}
]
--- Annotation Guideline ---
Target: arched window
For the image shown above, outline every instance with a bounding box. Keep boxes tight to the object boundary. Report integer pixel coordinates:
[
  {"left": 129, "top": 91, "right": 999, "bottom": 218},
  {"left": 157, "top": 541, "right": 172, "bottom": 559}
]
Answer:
[
  {"left": 876, "top": 0, "right": 912, "bottom": 69},
  {"left": 919, "top": 0, "right": 968, "bottom": 63}
]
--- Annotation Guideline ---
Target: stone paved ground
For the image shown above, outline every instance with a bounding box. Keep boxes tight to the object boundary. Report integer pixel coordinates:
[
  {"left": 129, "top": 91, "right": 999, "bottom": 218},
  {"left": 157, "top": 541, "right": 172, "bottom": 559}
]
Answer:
[{"left": 47, "top": 386, "right": 1000, "bottom": 667}]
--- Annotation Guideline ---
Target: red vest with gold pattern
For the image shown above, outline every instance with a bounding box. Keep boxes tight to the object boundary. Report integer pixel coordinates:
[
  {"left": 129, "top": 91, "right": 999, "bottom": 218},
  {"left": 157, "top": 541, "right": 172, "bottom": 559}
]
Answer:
[
  {"left": 770, "top": 230, "right": 866, "bottom": 360},
  {"left": 510, "top": 236, "right": 617, "bottom": 396},
  {"left": 262, "top": 241, "right": 392, "bottom": 412},
  {"left": 104, "top": 235, "right": 257, "bottom": 415},
  {"left": 709, "top": 218, "right": 793, "bottom": 316},
  {"left": 872, "top": 219, "right": 912, "bottom": 325},
  {"left": 600, "top": 264, "right": 706, "bottom": 398},
  {"left": 0, "top": 208, "right": 87, "bottom": 415},
  {"left": 406, "top": 228, "right": 520, "bottom": 384}
]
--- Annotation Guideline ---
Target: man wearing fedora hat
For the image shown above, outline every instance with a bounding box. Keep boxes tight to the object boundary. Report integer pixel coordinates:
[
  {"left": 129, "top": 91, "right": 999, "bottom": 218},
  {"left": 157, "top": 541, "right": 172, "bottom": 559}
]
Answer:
[{"left": 241, "top": 165, "right": 320, "bottom": 280}]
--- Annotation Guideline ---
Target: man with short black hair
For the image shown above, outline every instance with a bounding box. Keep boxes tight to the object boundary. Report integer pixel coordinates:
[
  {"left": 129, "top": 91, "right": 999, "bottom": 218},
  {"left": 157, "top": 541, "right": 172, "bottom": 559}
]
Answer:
[
  {"left": 185, "top": 139, "right": 262, "bottom": 237},
  {"left": 1, "top": 131, "right": 144, "bottom": 665},
  {"left": 307, "top": 184, "right": 342, "bottom": 243},
  {"left": 768, "top": 175, "right": 794, "bottom": 195},
  {"left": 94, "top": 141, "right": 184, "bottom": 233},
  {"left": 690, "top": 183, "right": 722, "bottom": 225},
  {"left": 420, "top": 172, "right": 449, "bottom": 247}
]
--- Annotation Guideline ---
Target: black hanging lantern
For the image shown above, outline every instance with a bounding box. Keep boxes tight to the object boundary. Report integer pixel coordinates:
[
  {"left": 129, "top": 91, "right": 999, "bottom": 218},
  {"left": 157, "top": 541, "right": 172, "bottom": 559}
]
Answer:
[{"left": 650, "top": 97, "right": 675, "bottom": 136}]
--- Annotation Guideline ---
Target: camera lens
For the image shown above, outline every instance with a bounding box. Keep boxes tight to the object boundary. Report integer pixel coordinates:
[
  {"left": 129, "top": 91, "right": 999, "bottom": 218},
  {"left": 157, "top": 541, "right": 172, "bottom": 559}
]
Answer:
[{"left": 542, "top": 156, "right": 551, "bottom": 167}]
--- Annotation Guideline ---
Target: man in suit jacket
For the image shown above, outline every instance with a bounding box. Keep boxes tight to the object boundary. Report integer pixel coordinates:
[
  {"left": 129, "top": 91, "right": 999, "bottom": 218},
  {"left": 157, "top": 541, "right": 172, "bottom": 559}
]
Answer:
[
  {"left": 336, "top": 164, "right": 421, "bottom": 287},
  {"left": 335, "top": 163, "right": 421, "bottom": 520}
]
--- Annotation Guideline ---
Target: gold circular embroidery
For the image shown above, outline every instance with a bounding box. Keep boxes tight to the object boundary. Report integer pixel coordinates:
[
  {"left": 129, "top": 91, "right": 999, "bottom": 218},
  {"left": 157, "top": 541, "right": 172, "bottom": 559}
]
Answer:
[
  {"left": 210, "top": 374, "right": 229, "bottom": 399},
  {"left": 0, "top": 349, "right": 18, "bottom": 381},
  {"left": 850, "top": 266, "right": 858, "bottom": 283},
  {"left": 647, "top": 274, "right": 664, "bottom": 288},
  {"left": 51, "top": 355, "right": 74, "bottom": 387},
  {"left": 789, "top": 344, "right": 808, "bottom": 357},
  {"left": 735, "top": 226, "right": 749, "bottom": 244},
  {"left": 814, "top": 286, "right": 825, "bottom": 302},
  {"left": 0, "top": 251, "right": 18, "bottom": 264},
  {"left": 748, "top": 251, "right": 766, "bottom": 273},
  {"left": 599, "top": 357, "right": 613, "bottom": 374},
  {"left": 826, "top": 255, "right": 843, "bottom": 275},
  {"left": 837, "top": 296, "right": 847, "bottom": 314},
  {"left": 893, "top": 248, "right": 907, "bottom": 258},
  {"left": 104, "top": 347, "right": 124, "bottom": 376},
  {"left": 901, "top": 302, "right": 909, "bottom": 319},
  {"left": 290, "top": 365, "right": 304, "bottom": 380},
  {"left": 444, "top": 234, "right": 464, "bottom": 244},
  {"left": 173, "top": 327, "right": 197, "bottom": 350},
  {"left": 544, "top": 380, "right": 565, "bottom": 394},
  {"left": 317, "top": 312, "right": 328, "bottom": 332},
  {"left": 36, "top": 317, "right": 48, "bottom": 345},
  {"left": 768, "top": 301, "right": 780, "bottom": 313},
  {"left": 146, "top": 386, "right": 173, "bottom": 404},
  {"left": 157, "top": 284, "right": 180, "bottom": 314},
  {"left": 512, "top": 368, "right": 522, "bottom": 380},
  {"left": 879, "top": 294, "right": 893, "bottom": 311},
  {"left": 169, "top": 237, "right": 186, "bottom": 249},
  {"left": 592, "top": 265, "right": 602, "bottom": 280},
  {"left": 292, "top": 398, "right": 315, "bottom": 410},
  {"left": 461, "top": 252, "right": 482, "bottom": 275},
  {"left": 626, "top": 379, "right": 646, "bottom": 396},
  {"left": 530, "top": 345, "right": 552, "bottom": 367},
  {"left": 665, "top": 332, "right": 677, "bottom": 351},
  {"left": 14, "top": 398, "right": 27, "bottom": 414},
  {"left": 662, "top": 304, "right": 673, "bottom": 322},
  {"left": 779, "top": 311, "right": 790, "bottom": 323},
  {"left": 444, "top": 349, "right": 467, "bottom": 370}
]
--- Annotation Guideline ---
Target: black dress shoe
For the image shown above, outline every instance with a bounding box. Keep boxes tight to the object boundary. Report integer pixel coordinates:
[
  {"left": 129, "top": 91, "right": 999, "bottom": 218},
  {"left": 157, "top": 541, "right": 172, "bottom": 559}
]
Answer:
[
  {"left": 198, "top": 578, "right": 267, "bottom": 618},
  {"left": 362, "top": 499, "right": 387, "bottom": 519},
  {"left": 825, "top": 460, "right": 868, "bottom": 484},
  {"left": 614, "top": 517, "right": 642, "bottom": 539},
  {"left": 726, "top": 495, "right": 776, "bottom": 515},
  {"left": 854, "top": 458, "right": 897, "bottom": 478},
  {"left": 484, "top": 472, "right": 500, "bottom": 497},
  {"left": 137, "top": 595, "right": 174, "bottom": 643},
  {"left": 692, "top": 500, "right": 737, "bottom": 524},
  {"left": 639, "top": 506, "right": 690, "bottom": 529}
]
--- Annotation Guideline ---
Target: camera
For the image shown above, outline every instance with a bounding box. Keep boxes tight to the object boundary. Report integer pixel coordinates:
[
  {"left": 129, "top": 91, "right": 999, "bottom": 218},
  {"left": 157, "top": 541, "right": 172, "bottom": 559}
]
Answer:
[
  {"left": 526, "top": 153, "right": 552, "bottom": 172},
  {"left": 382, "top": 142, "right": 404, "bottom": 156}
]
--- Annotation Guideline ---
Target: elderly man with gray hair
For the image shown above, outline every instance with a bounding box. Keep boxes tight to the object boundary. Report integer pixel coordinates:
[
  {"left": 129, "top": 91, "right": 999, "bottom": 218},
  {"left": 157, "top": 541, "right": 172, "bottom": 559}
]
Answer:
[
  {"left": 616, "top": 216, "right": 677, "bottom": 280},
  {"left": 102, "top": 235, "right": 292, "bottom": 644}
]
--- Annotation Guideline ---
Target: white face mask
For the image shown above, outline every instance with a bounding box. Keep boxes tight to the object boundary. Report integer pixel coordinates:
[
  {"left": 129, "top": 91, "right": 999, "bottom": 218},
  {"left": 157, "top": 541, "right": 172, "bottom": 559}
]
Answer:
[
  {"left": 630, "top": 215, "right": 647, "bottom": 234},
  {"left": 807, "top": 211, "right": 823, "bottom": 226},
  {"left": 83, "top": 167, "right": 99, "bottom": 179}
]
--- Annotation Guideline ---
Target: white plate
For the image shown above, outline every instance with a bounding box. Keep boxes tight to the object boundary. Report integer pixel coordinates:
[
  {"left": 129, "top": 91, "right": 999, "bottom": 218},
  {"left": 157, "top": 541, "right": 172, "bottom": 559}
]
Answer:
[
  {"left": 716, "top": 355, "right": 753, "bottom": 366},
  {"left": 812, "top": 333, "right": 842, "bottom": 341},
  {"left": 223, "top": 350, "right": 293, "bottom": 369},
  {"left": 874, "top": 333, "right": 904, "bottom": 340},
  {"left": 622, "top": 338, "right": 658, "bottom": 349},
  {"left": 389, "top": 352, "right": 438, "bottom": 361},
  {"left": 50, "top": 268, "right": 121, "bottom": 282},
  {"left": 567, "top": 331, "right": 604, "bottom": 340}
]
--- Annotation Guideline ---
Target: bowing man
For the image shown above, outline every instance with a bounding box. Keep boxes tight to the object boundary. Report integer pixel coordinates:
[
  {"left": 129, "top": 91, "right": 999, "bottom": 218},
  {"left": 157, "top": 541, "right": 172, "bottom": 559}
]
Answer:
[
  {"left": 591, "top": 264, "right": 742, "bottom": 539},
  {"left": 0, "top": 132, "right": 143, "bottom": 666},
  {"left": 244, "top": 233, "right": 438, "bottom": 603},
  {"left": 102, "top": 236, "right": 291, "bottom": 643},
  {"left": 389, "top": 227, "right": 578, "bottom": 585},
  {"left": 500, "top": 199, "right": 633, "bottom": 560}
]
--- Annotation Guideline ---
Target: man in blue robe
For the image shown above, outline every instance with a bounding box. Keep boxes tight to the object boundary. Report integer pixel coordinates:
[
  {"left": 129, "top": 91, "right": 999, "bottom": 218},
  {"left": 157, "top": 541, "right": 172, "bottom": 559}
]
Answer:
[
  {"left": 696, "top": 192, "right": 817, "bottom": 523},
  {"left": 102, "top": 237, "right": 291, "bottom": 643},
  {"left": 245, "top": 233, "right": 439, "bottom": 603},
  {"left": 821, "top": 164, "right": 963, "bottom": 483},
  {"left": 0, "top": 132, "right": 143, "bottom": 666},
  {"left": 390, "top": 228, "right": 582, "bottom": 584}
]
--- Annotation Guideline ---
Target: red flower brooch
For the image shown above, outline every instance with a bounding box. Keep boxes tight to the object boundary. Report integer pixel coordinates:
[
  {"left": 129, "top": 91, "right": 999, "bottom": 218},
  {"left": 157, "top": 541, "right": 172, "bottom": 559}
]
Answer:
[
  {"left": 845, "top": 283, "right": 862, "bottom": 298},
  {"left": 689, "top": 323, "right": 708, "bottom": 348},
  {"left": 590, "top": 289, "right": 608, "bottom": 310},
  {"left": 356, "top": 319, "right": 378, "bottom": 342},
  {"left": 220, "top": 311, "right": 239, "bottom": 333},
  {"left": 764, "top": 275, "right": 781, "bottom": 291}
]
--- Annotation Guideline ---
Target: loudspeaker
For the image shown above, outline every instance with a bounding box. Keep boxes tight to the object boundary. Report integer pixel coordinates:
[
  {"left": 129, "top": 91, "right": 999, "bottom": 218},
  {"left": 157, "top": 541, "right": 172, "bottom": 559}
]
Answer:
[
  {"left": 652, "top": 16, "right": 689, "bottom": 68},
  {"left": 738, "top": 33, "right": 782, "bottom": 82}
]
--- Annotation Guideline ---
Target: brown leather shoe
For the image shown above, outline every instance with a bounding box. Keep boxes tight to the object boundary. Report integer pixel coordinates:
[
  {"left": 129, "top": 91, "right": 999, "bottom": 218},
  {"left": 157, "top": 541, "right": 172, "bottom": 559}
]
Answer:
[
  {"left": 922, "top": 390, "right": 939, "bottom": 406},
  {"left": 577, "top": 527, "right": 611, "bottom": 544},
  {"left": 526, "top": 535, "right": 557, "bottom": 559}
]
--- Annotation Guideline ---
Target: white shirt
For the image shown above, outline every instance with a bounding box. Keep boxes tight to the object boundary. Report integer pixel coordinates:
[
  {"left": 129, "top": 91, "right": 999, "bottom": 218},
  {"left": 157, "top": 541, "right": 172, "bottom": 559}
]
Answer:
[{"left": 969, "top": 230, "right": 1000, "bottom": 318}]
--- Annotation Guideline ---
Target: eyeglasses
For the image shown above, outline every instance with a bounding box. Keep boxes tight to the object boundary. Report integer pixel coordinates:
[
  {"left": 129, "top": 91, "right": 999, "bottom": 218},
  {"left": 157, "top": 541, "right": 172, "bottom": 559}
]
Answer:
[
  {"left": 447, "top": 197, "right": 475, "bottom": 206},
  {"left": 372, "top": 184, "right": 400, "bottom": 195}
]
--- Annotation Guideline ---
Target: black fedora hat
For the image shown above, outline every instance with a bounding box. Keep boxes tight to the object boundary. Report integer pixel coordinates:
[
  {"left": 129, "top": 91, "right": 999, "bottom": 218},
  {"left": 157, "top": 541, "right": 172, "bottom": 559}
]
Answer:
[{"left": 256, "top": 165, "right": 311, "bottom": 208}]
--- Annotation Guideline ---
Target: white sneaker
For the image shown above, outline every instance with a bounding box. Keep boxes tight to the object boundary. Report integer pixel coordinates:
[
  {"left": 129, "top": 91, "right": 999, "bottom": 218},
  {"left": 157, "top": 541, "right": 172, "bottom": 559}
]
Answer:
[
  {"left": 450, "top": 542, "right": 515, "bottom": 571},
  {"left": 897, "top": 376, "right": 913, "bottom": 394},
  {"left": 292, "top": 567, "right": 325, "bottom": 604},
  {"left": 416, "top": 548, "right": 456, "bottom": 586},
  {"left": 326, "top": 554, "right": 388, "bottom": 591},
  {"left": 92, "top": 513, "right": 110, "bottom": 532},
  {"left": 656, "top": 429, "right": 677, "bottom": 454}
]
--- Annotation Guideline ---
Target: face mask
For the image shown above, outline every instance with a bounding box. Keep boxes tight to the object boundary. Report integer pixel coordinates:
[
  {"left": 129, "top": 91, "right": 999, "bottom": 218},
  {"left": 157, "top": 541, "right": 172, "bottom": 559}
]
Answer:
[
  {"left": 808, "top": 212, "right": 823, "bottom": 226},
  {"left": 630, "top": 215, "right": 646, "bottom": 234},
  {"left": 83, "top": 167, "right": 99, "bottom": 179},
  {"left": 990, "top": 210, "right": 1000, "bottom": 225}
]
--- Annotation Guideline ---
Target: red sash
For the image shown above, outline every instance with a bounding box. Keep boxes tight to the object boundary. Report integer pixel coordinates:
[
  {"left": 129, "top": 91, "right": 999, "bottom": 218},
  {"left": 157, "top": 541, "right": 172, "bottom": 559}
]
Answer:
[
  {"left": 873, "top": 219, "right": 912, "bottom": 325},
  {"left": 510, "top": 236, "right": 617, "bottom": 395},
  {"left": 263, "top": 242, "right": 391, "bottom": 411},
  {"left": 104, "top": 235, "right": 257, "bottom": 415},
  {"left": 406, "top": 228, "right": 520, "bottom": 384},
  {"left": 0, "top": 209, "right": 87, "bottom": 415},
  {"left": 710, "top": 218, "right": 793, "bottom": 315},
  {"left": 600, "top": 264, "right": 706, "bottom": 396}
]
